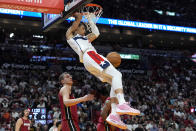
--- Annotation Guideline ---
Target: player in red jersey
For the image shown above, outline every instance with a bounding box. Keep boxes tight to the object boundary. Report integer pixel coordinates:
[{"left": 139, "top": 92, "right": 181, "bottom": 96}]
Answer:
[
  {"left": 58, "top": 72, "right": 94, "bottom": 131},
  {"left": 97, "top": 90, "right": 120, "bottom": 131},
  {"left": 15, "top": 108, "right": 31, "bottom": 131}
]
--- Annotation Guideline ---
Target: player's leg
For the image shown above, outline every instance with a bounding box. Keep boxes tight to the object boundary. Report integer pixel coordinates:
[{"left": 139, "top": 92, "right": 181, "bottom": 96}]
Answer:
[
  {"left": 61, "top": 120, "right": 79, "bottom": 131},
  {"left": 104, "top": 64, "right": 140, "bottom": 116},
  {"left": 83, "top": 51, "right": 140, "bottom": 116},
  {"left": 85, "top": 52, "right": 126, "bottom": 105},
  {"left": 106, "top": 88, "right": 127, "bottom": 129}
]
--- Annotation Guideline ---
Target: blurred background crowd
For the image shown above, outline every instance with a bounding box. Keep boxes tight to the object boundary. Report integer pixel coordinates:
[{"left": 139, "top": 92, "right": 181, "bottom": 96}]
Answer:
[
  {"left": 0, "top": 0, "right": 196, "bottom": 131},
  {"left": 0, "top": 45, "right": 195, "bottom": 131}
]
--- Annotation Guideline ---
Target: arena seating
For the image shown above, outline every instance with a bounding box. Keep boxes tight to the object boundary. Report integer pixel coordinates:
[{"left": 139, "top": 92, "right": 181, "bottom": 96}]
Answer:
[{"left": 0, "top": 43, "right": 195, "bottom": 130}]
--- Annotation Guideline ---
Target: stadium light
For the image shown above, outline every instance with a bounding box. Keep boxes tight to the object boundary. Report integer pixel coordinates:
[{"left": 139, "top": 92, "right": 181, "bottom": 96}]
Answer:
[
  {"left": 154, "top": 10, "right": 163, "bottom": 15},
  {"left": 9, "top": 33, "right": 14, "bottom": 38}
]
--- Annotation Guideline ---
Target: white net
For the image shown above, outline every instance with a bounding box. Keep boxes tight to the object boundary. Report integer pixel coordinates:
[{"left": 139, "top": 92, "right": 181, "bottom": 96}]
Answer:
[{"left": 80, "top": 4, "right": 103, "bottom": 32}]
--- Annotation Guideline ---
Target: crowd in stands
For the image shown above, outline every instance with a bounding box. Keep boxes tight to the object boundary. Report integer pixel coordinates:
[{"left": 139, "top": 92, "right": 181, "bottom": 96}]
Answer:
[
  {"left": 0, "top": 48, "right": 196, "bottom": 131},
  {"left": 95, "top": 0, "right": 196, "bottom": 27},
  {"left": 0, "top": 1, "right": 196, "bottom": 130}
]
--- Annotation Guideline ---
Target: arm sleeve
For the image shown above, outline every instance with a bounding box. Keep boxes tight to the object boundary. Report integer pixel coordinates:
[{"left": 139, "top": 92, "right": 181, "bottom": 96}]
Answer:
[{"left": 87, "top": 15, "right": 100, "bottom": 37}]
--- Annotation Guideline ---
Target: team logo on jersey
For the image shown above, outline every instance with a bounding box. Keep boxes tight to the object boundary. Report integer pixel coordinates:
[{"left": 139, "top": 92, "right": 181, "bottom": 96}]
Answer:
[
  {"left": 24, "top": 123, "right": 30, "bottom": 126},
  {"left": 87, "top": 51, "right": 110, "bottom": 69}
]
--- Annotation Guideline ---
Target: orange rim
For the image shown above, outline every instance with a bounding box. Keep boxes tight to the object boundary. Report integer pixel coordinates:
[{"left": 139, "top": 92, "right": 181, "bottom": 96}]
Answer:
[{"left": 85, "top": 3, "right": 103, "bottom": 9}]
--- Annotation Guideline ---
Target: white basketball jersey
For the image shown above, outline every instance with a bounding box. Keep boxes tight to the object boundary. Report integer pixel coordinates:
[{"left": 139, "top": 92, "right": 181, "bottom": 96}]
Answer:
[{"left": 67, "top": 34, "right": 96, "bottom": 62}]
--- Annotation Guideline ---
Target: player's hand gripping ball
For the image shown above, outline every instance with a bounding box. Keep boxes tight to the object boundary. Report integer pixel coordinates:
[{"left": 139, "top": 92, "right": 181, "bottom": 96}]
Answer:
[{"left": 106, "top": 52, "right": 121, "bottom": 67}]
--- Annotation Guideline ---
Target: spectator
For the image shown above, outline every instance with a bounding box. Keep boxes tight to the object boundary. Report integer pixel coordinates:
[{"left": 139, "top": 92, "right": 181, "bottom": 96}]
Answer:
[
  {"left": 12, "top": 110, "right": 19, "bottom": 119},
  {"left": 0, "top": 124, "right": 5, "bottom": 131},
  {"left": 36, "top": 123, "right": 43, "bottom": 131},
  {"left": 37, "top": 100, "right": 46, "bottom": 108},
  {"left": 0, "top": 76, "right": 6, "bottom": 86},
  {"left": 2, "top": 110, "right": 10, "bottom": 123},
  {"left": 53, "top": 109, "right": 61, "bottom": 119},
  {"left": 150, "top": 123, "right": 158, "bottom": 131},
  {"left": 146, "top": 121, "right": 153, "bottom": 130},
  {"left": 185, "top": 124, "right": 194, "bottom": 131},
  {"left": 49, "top": 119, "right": 58, "bottom": 131},
  {"left": 56, "top": 120, "right": 62, "bottom": 131},
  {"left": 1, "top": 99, "right": 8, "bottom": 108}
]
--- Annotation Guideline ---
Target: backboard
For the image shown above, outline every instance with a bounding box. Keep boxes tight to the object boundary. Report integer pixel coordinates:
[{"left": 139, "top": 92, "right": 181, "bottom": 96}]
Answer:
[{"left": 42, "top": 0, "right": 93, "bottom": 32}]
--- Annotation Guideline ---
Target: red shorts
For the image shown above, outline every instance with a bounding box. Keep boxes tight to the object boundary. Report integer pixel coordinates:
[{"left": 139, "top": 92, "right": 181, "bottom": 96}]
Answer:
[{"left": 62, "top": 119, "right": 80, "bottom": 131}]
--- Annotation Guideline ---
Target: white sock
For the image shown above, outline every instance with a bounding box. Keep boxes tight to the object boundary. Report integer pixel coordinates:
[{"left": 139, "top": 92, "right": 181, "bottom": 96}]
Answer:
[
  {"left": 116, "top": 93, "right": 126, "bottom": 104},
  {"left": 111, "top": 103, "right": 117, "bottom": 114}
]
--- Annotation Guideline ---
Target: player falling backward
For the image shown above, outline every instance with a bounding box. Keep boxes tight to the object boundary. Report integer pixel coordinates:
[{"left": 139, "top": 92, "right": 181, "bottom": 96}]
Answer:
[{"left": 66, "top": 12, "right": 140, "bottom": 129}]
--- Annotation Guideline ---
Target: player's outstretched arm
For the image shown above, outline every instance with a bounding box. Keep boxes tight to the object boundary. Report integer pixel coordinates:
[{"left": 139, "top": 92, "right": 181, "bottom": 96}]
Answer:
[
  {"left": 66, "top": 12, "right": 82, "bottom": 40},
  {"left": 61, "top": 86, "right": 94, "bottom": 106},
  {"left": 86, "top": 14, "right": 100, "bottom": 42}
]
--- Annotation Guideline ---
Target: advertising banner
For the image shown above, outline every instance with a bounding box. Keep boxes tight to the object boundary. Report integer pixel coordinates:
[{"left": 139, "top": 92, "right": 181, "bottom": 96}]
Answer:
[{"left": 0, "top": 0, "right": 64, "bottom": 14}]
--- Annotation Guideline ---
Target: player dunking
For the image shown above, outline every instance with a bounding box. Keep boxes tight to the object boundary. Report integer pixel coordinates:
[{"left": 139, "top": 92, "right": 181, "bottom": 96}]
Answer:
[
  {"left": 66, "top": 12, "right": 140, "bottom": 129},
  {"left": 58, "top": 72, "right": 94, "bottom": 131}
]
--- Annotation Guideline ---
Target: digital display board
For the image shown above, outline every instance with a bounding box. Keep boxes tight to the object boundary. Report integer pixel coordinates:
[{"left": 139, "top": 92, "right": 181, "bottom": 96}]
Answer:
[
  {"left": 29, "top": 108, "right": 52, "bottom": 125},
  {"left": 68, "top": 17, "right": 196, "bottom": 34},
  {"left": 0, "top": 8, "right": 41, "bottom": 17},
  {"left": 1, "top": 8, "right": 196, "bottom": 34},
  {"left": 190, "top": 107, "right": 196, "bottom": 114},
  {"left": 191, "top": 53, "right": 196, "bottom": 62},
  {"left": 120, "top": 54, "right": 140, "bottom": 60},
  {"left": 104, "top": 18, "right": 196, "bottom": 34}
]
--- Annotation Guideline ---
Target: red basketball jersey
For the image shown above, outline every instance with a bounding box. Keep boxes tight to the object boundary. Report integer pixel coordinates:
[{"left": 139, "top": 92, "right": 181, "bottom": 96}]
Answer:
[
  {"left": 98, "top": 97, "right": 111, "bottom": 124},
  {"left": 20, "top": 118, "right": 30, "bottom": 131},
  {"left": 58, "top": 92, "right": 80, "bottom": 131}
]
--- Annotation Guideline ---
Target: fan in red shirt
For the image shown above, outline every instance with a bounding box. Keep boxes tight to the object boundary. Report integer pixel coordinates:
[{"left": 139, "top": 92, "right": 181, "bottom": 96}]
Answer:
[{"left": 15, "top": 108, "right": 31, "bottom": 131}]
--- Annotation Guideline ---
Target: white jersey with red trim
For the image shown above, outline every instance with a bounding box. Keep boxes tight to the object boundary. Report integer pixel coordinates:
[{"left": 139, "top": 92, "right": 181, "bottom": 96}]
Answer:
[{"left": 67, "top": 34, "right": 96, "bottom": 62}]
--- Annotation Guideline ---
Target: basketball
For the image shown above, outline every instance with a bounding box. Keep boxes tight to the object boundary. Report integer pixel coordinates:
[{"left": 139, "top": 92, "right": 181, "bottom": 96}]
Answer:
[{"left": 106, "top": 52, "right": 121, "bottom": 67}]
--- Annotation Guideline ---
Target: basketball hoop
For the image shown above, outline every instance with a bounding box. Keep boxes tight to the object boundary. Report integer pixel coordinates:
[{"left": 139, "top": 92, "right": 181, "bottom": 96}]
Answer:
[{"left": 80, "top": 4, "right": 103, "bottom": 32}]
